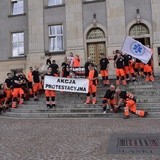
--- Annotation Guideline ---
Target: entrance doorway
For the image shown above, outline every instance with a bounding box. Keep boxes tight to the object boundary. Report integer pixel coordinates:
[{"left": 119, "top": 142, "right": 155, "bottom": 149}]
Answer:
[
  {"left": 87, "top": 42, "right": 105, "bottom": 65},
  {"left": 135, "top": 37, "right": 150, "bottom": 47},
  {"left": 86, "top": 27, "right": 106, "bottom": 65}
]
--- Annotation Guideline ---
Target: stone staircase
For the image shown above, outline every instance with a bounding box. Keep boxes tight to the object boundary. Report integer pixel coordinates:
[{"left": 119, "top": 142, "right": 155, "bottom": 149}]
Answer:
[{"left": 2, "top": 76, "right": 160, "bottom": 119}]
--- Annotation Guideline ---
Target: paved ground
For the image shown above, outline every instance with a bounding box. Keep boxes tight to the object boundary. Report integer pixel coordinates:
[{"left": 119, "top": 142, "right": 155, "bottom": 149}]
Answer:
[{"left": 0, "top": 117, "right": 160, "bottom": 160}]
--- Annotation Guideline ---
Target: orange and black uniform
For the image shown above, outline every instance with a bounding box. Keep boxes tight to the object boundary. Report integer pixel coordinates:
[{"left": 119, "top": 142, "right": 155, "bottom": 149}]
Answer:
[
  {"left": 32, "top": 70, "right": 41, "bottom": 93},
  {"left": 119, "top": 91, "right": 147, "bottom": 118},
  {"left": 115, "top": 57, "right": 126, "bottom": 85},
  {"left": 49, "top": 63, "right": 59, "bottom": 77},
  {"left": 12, "top": 75, "right": 24, "bottom": 108},
  {"left": 0, "top": 91, "right": 6, "bottom": 111},
  {"left": 100, "top": 57, "right": 109, "bottom": 85},
  {"left": 73, "top": 57, "right": 80, "bottom": 67},
  {"left": 123, "top": 54, "right": 135, "bottom": 81},
  {"left": 4, "top": 77, "right": 13, "bottom": 102},
  {"left": 86, "top": 69, "right": 98, "bottom": 104},
  {"left": 144, "top": 59, "right": 154, "bottom": 82},
  {"left": 20, "top": 74, "right": 29, "bottom": 100},
  {"left": 44, "top": 73, "right": 56, "bottom": 108},
  {"left": 61, "top": 62, "right": 70, "bottom": 78},
  {"left": 27, "top": 70, "right": 33, "bottom": 96},
  {"left": 102, "top": 89, "right": 115, "bottom": 112},
  {"left": 134, "top": 59, "right": 144, "bottom": 76}
]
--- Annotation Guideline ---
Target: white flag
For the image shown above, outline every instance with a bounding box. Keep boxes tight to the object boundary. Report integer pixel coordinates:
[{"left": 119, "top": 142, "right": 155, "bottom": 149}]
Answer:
[{"left": 121, "top": 36, "right": 152, "bottom": 64}]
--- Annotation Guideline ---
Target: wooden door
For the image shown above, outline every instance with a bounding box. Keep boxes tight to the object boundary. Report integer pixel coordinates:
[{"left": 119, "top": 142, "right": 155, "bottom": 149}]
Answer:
[{"left": 87, "top": 42, "right": 105, "bottom": 65}]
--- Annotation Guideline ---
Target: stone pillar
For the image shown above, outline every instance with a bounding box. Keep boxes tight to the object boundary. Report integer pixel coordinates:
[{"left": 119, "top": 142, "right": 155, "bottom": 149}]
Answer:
[
  {"left": 27, "top": 0, "right": 45, "bottom": 70},
  {"left": 151, "top": 0, "right": 160, "bottom": 74},
  {"left": 65, "top": 0, "right": 85, "bottom": 65},
  {"left": 106, "top": 0, "right": 126, "bottom": 77}
]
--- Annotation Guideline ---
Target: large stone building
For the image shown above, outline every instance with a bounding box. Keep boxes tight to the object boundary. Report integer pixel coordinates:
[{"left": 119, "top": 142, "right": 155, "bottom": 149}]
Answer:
[{"left": 0, "top": 0, "right": 160, "bottom": 82}]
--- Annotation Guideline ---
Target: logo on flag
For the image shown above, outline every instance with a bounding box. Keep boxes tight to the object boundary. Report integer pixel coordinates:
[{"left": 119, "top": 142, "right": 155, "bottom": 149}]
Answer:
[
  {"left": 121, "top": 36, "right": 152, "bottom": 64},
  {"left": 130, "top": 42, "right": 145, "bottom": 56}
]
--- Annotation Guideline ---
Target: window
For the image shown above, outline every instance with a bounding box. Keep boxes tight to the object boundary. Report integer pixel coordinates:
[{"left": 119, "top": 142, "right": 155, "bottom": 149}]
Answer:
[
  {"left": 84, "top": 0, "right": 104, "bottom": 2},
  {"left": 49, "top": 25, "right": 64, "bottom": 52},
  {"left": 87, "top": 28, "right": 105, "bottom": 39},
  {"left": 48, "top": 0, "right": 62, "bottom": 6},
  {"left": 11, "top": 0, "right": 24, "bottom": 15},
  {"left": 12, "top": 32, "right": 24, "bottom": 57},
  {"left": 129, "top": 24, "right": 149, "bottom": 36}
]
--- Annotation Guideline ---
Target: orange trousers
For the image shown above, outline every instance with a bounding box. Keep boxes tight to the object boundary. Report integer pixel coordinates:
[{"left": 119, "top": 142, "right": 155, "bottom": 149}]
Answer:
[{"left": 124, "top": 99, "right": 145, "bottom": 117}]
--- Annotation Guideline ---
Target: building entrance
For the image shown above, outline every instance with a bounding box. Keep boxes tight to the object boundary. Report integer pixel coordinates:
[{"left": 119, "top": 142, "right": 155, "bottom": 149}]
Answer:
[
  {"left": 86, "top": 27, "right": 106, "bottom": 65},
  {"left": 87, "top": 42, "right": 105, "bottom": 65}
]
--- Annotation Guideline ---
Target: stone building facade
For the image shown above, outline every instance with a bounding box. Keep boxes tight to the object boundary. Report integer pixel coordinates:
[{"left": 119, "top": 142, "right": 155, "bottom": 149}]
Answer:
[{"left": 0, "top": 0, "right": 160, "bottom": 82}]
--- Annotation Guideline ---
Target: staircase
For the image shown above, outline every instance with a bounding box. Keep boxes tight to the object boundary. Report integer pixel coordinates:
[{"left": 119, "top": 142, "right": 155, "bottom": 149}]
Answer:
[{"left": 2, "top": 76, "right": 160, "bottom": 119}]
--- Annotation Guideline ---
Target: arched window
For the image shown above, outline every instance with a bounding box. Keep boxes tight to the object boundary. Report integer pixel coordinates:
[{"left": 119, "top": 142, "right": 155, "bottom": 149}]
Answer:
[
  {"left": 87, "top": 28, "right": 105, "bottom": 39},
  {"left": 129, "top": 23, "right": 149, "bottom": 36}
]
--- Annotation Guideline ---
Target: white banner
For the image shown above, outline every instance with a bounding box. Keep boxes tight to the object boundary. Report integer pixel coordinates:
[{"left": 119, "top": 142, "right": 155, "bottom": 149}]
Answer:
[
  {"left": 44, "top": 76, "right": 89, "bottom": 93},
  {"left": 121, "top": 36, "right": 152, "bottom": 64}
]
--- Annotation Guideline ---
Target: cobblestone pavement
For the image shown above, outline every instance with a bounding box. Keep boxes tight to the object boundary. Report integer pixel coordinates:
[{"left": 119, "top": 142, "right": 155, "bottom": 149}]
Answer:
[{"left": 0, "top": 117, "right": 160, "bottom": 160}]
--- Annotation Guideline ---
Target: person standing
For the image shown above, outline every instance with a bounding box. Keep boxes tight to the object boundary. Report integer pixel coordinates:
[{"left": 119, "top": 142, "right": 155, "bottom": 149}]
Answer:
[
  {"left": 27, "top": 67, "right": 33, "bottom": 97},
  {"left": 99, "top": 53, "right": 110, "bottom": 86},
  {"left": 44, "top": 67, "right": 56, "bottom": 108},
  {"left": 11, "top": 71, "right": 24, "bottom": 108},
  {"left": 49, "top": 60, "right": 59, "bottom": 77},
  {"left": 85, "top": 63, "right": 98, "bottom": 105},
  {"left": 115, "top": 51, "right": 126, "bottom": 85},
  {"left": 4, "top": 73, "right": 13, "bottom": 108},
  {"left": 84, "top": 57, "right": 92, "bottom": 78},
  {"left": 73, "top": 54, "right": 80, "bottom": 67},
  {"left": 46, "top": 55, "right": 52, "bottom": 66},
  {"left": 68, "top": 52, "right": 74, "bottom": 67},
  {"left": 123, "top": 54, "right": 136, "bottom": 82},
  {"left": 32, "top": 66, "right": 42, "bottom": 101},
  {"left": 4, "top": 73, "right": 13, "bottom": 102},
  {"left": 144, "top": 58, "right": 154, "bottom": 82}
]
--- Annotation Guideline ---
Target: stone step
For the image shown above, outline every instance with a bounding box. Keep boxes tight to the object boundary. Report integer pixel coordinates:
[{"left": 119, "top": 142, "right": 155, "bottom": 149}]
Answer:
[
  {"left": 15, "top": 103, "right": 160, "bottom": 110},
  {"left": 9, "top": 108, "right": 103, "bottom": 113},
  {"left": 2, "top": 111, "right": 160, "bottom": 119},
  {"left": 8, "top": 106, "right": 160, "bottom": 113}
]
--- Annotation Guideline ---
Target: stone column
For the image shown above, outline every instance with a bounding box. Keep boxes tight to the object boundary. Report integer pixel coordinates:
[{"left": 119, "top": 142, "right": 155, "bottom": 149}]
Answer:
[
  {"left": 151, "top": 0, "right": 160, "bottom": 74},
  {"left": 27, "top": 0, "right": 45, "bottom": 69},
  {"left": 65, "top": 0, "right": 85, "bottom": 65},
  {"left": 106, "top": 0, "right": 126, "bottom": 76}
]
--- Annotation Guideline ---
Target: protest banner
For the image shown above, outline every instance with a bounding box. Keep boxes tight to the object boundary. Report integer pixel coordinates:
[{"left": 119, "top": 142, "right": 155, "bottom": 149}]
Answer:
[
  {"left": 44, "top": 76, "right": 89, "bottom": 93},
  {"left": 69, "top": 67, "right": 85, "bottom": 78}
]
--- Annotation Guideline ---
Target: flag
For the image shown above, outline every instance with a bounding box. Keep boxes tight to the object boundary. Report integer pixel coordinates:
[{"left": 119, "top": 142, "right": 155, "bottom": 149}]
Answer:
[{"left": 121, "top": 36, "right": 152, "bottom": 64}]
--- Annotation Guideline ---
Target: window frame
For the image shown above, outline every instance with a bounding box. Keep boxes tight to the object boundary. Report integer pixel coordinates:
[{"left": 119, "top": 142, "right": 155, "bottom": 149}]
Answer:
[
  {"left": 48, "top": 0, "right": 63, "bottom": 7},
  {"left": 83, "top": 0, "right": 105, "bottom": 4},
  {"left": 11, "top": 32, "right": 25, "bottom": 57},
  {"left": 11, "top": 0, "right": 24, "bottom": 15},
  {"left": 48, "top": 24, "right": 64, "bottom": 52}
]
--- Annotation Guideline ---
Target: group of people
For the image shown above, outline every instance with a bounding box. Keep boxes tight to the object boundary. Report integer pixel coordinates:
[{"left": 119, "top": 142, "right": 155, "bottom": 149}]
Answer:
[
  {"left": 84, "top": 49, "right": 154, "bottom": 107},
  {"left": 102, "top": 84, "right": 148, "bottom": 118},
  {"left": 0, "top": 50, "right": 151, "bottom": 118}
]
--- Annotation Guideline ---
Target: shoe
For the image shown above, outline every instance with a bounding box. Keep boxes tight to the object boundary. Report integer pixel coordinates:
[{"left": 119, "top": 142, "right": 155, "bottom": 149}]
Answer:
[
  {"left": 47, "top": 104, "right": 51, "bottom": 109},
  {"left": 123, "top": 115, "right": 130, "bottom": 119},
  {"left": 52, "top": 104, "right": 56, "bottom": 108},
  {"left": 144, "top": 111, "right": 148, "bottom": 117},
  {"left": 92, "top": 101, "right": 96, "bottom": 105},
  {"left": 34, "top": 97, "right": 38, "bottom": 101},
  {"left": 103, "top": 111, "right": 106, "bottom": 114}
]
